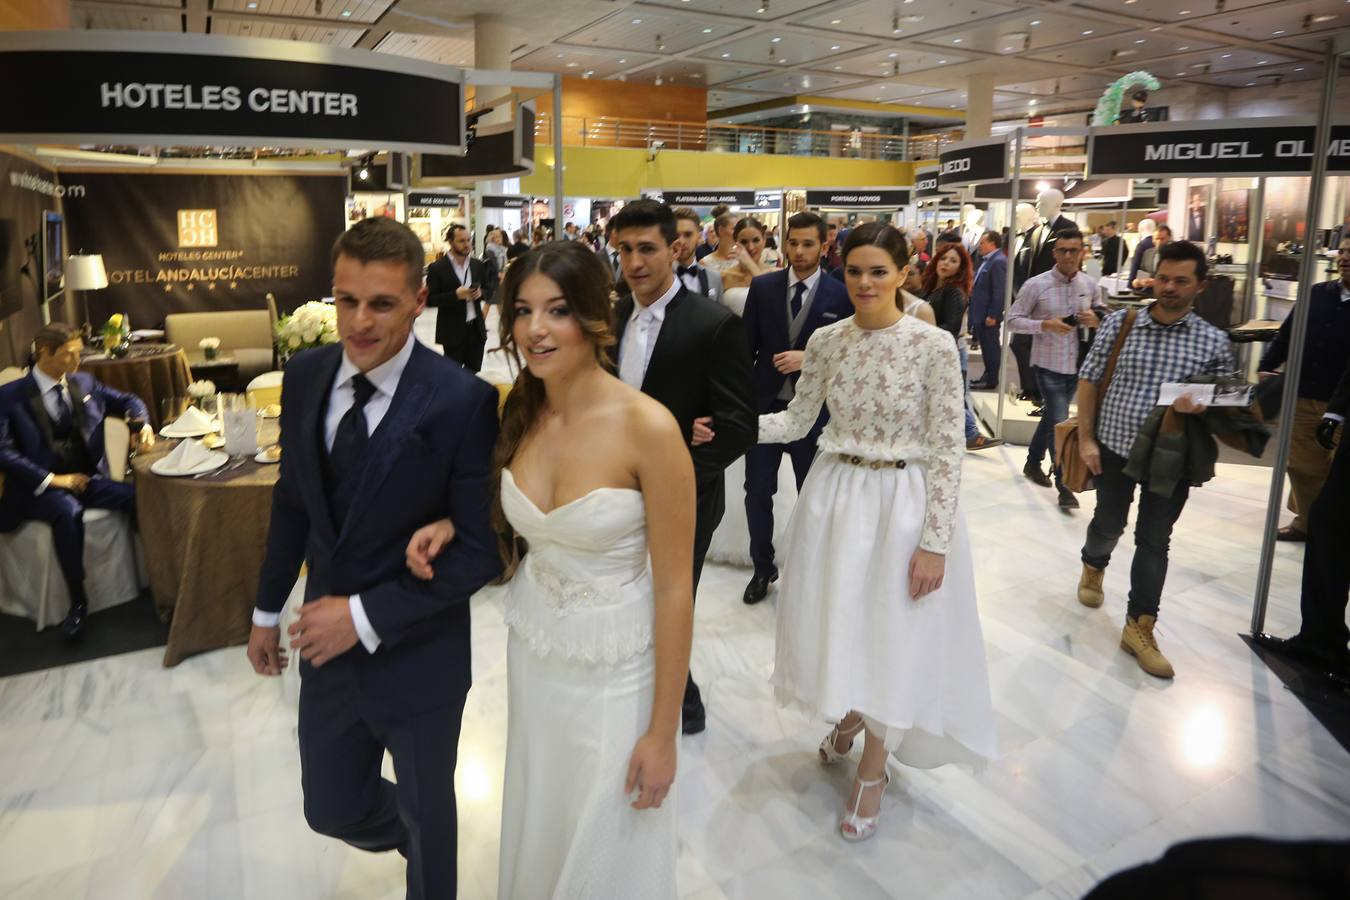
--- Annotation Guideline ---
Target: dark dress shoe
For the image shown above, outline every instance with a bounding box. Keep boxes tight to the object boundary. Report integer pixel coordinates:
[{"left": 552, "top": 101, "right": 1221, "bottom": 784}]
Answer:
[
  {"left": 743, "top": 571, "right": 778, "bottom": 605},
  {"left": 1276, "top": 526, "right": 1307, "bottom": 542},
  {"left": 60, "top": 603, "right": 88, "bottom": 641},
  {"left": 1058, "top": 488, "right": 1080, "bottom": 509},
  {"left": 1028, "top": 405, "right": 1044, "bottom": 418},
  {"left": 1250, "top": 632, "right": 1329, "bottom": 668},
  {"left": 970, "top": 381, "right": 997, "bottom": 391},
  {"left": 1023, "top": 461, "right": 1053, "bottom": 488}
]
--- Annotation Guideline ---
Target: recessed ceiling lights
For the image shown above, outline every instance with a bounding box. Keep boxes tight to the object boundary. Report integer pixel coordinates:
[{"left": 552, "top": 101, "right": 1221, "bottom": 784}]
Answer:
[
  {"left": 953, "top": 38, "right": 963, "bottom": 43},
  {"left": 556, "top": 53, "right": 565, "bottom": 58},
  {"left": 1295, "top": 66, "right": 1306, "bottom": 71},
  {"left": 1002, "top": 46, "right": 1013, "bottom": 52},
  {"left": 831, "top": 19, "right": 841, "bottom": 24},
  {"left": 938, "top": 59, "right": 947, "bottom": 64},
  {"left": 831, "top": 44, "right": 841, "bottom": 50},
  {"left": 1175, "top": 71, "right": 1186, "bottom": 76},
  {"left": 246, "top": 1, "right": 257, "bottom": 7},
  {"left": 1257, "top": 59, "right": 1269, "bottom": 64},
  {"left": 1136, "top": 38, "right": 1146, "bottom": 43},
  {"left": 340, "top": 9, "right": 351, "bottom": 16},
  {"left": 702, "top": 27, "right": 713, "bottom": 33},
  {"left": 834, "top": 65, "right": 842, "bottom": 69},
  {"left": 631, "top": 18, "right": 641, "bottom": 24},
  {"left": 1178, "top": 45, "right": 1190, "bottom": 50},
  {"left": 1029, "top": 20, "right": 1041, "bottom": 26},
  {"left": 1179, "top": 9, "right": 1190, "bottom": 14},
  {"left": 771, "top": 36, "right": 782, "bottom": 42},
  {"left": 1029, "top": 99, "right": 1037, "bottom": 105},
  {"left": 1272, "top": 30, "right": 1284, "bottom": 35},
  {"left": 720, "top": 52, "right": 730, "bottom": 57},
  {"left": 566, "top": 62, "right": 578, "bottom": 67},
  {"left": 1082, "top": 30, "right": 1094, "bottom": 35},
  {"left": 1246, "top": 82, "right": 1256, "bottom": 86},
  {"left": 618, "top": 58, "right": 626, "bottom": 63},
  {"left": 1313, "top": 13, "right": 1336, "bottom": 21},
  {"left": 889, "top": 51, "right": 899, "bottom": 57},
  {"left": 1221, "top": 53, "right": 1232, "bottom": 57}
]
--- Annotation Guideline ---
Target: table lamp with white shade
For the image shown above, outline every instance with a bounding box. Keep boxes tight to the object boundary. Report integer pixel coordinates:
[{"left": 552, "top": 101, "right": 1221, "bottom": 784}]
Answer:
[{"left": 64, "top": 253, "right": 108, "bottom": 331}]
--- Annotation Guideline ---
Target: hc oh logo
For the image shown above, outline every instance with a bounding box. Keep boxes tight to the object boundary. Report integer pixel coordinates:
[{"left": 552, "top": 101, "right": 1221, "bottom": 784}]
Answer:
[{"left": 178, "top": 209, "right": 218, "bottom": 247}]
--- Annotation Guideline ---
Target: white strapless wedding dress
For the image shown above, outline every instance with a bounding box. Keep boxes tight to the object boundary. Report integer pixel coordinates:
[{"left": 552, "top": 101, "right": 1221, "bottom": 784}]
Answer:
[
  {"left": 706, "top": 285, "right": 799, "bottom": 568},
  {"left": 496, "top": 470, "right": 677, "bottom": 900}
]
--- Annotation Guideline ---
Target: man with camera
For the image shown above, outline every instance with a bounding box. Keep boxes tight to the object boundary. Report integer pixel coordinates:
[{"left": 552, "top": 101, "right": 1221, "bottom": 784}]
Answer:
[{"left": 1007, "top": 227, "right": 1106, "bottom": 509}]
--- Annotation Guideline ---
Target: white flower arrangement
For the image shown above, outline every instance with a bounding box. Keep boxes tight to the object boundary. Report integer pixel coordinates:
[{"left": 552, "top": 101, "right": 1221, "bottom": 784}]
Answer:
[
  {"left": 199, "top": 337, "right": 222, "bottom": 351},
  {"left": 187, "top": 379, "right": 217, "bottom": 399},
  {"left": 275, "top": 301, "right": 339, "bottom": 360}
]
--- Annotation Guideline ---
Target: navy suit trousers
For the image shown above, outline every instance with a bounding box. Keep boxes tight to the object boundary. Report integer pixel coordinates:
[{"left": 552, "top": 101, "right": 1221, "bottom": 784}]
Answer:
[
  {"left": 745, "top": 399, "right": 818, "bottom": 576},
  {"left": 27, "top": 478, "right": 135, "bottom": 593}
]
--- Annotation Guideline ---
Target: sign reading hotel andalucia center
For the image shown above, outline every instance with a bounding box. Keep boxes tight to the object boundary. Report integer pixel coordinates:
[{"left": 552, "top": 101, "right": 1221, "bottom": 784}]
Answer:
[
  {"left": 1088, "top": 118, "right": 1350, "bottom": 177},
  {"left": 937, "top": 138, "right": 1008, "bottom": 189},
  {"left": 0, "top": 31, "right": 466, "bottom": 155}
]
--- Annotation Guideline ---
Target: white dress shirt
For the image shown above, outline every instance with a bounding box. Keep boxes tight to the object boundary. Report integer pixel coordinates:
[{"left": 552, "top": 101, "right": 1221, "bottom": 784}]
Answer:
[
  {"left": 30, "top": 367, "right": 73, "bottom": 496},
  {"left": 250, "top": 333, "right": 417, "bottom": 654},
  {"left": 618, "top": 277, "right": 681, "bottom": 389},
  {"left": 451, "top": 253, "right": 477, "bottom": 323}
]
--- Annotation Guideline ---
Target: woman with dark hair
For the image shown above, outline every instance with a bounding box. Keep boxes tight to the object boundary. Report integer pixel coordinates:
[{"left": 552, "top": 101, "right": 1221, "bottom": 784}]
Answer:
[
  {"left": 718, "top": 216, "right": 774, "bottom": 301},
  {"left": 922, "top": 242, "right": 995, "bottom": 449},
  {"left": 404, "top": 241, "right": 694, "bottom": 898},
  {"left": 700, "top": 211, "right": 745, "bottom": 280},
  {"left": 759, "top": 222, "right": 995, "bottom": 842}
]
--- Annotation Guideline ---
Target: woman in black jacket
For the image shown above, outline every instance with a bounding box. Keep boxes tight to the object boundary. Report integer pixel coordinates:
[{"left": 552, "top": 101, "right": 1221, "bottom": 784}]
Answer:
[{"left": 921, "top": 242, "right": 997, "bottom": 449}]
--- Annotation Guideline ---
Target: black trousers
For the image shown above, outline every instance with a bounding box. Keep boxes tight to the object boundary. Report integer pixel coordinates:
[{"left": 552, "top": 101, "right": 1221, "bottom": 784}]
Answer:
[
  {"left": 299, "top": 663, "right": 465, "bottom": 900},
  {"left": 684, "top": 477, "right": 726, "bottom": 713},
  {"left": 26, "top": 476, "right": 135, "bottom": 602},
  {"left": 1296, "top": 438, "right": 1350, "bottom": 669},
  {"left": 1011, "top": 333, "right": 1042, "bottom": 404},
  {"left": 441, "top": 318, "right": 487, "bottom": 373}
]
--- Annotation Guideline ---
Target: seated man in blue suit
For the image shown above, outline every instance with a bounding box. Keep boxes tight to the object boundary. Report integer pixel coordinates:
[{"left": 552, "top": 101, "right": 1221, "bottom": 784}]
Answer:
[
  {"left": 246, "top": 216, "right": 501, "bottom": 900},
  {"left": 741, "top": 211, "right": 852, "bottom": 605},
  {"left": 0, "top": 323, "right": 152, "bottom": 639}
]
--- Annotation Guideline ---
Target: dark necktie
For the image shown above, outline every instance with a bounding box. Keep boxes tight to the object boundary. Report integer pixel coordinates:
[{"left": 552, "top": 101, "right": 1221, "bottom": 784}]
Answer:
[
  {"left": 52, "top": 384, "right": 73, "bottom": 433},
  {"left": 790, "top": 281, "right": 807, "bottom": 319},
  {"left": 329, "top": 373, "right": 377, "bottom": 487}
]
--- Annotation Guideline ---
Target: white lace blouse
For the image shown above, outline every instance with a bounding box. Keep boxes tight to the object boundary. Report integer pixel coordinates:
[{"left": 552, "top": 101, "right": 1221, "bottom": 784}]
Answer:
[{"left": 759, "top": 314, "right": 965, "bottom": 553}]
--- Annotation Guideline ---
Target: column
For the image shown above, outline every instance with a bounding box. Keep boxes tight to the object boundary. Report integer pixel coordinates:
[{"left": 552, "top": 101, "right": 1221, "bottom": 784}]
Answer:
[
  {"left": 965, "top": 73, "right": 995, "bottom": 140},
  {"left": 473, "top": 15, "right": 519, "bottom": 236}
]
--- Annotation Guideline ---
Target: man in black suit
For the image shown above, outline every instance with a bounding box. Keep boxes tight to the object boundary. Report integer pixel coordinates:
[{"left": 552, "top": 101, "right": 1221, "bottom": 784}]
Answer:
[
  {"left": 1254, "top": 359, "right": 1350, "bottom": 688},
  {"left": 610, "top": 199, "right": 756, "bottom": 735},
  {"left": 740, "top": 211, "right": 852, "bottom": 605},
  {"left": 0, "top": 323, "right": 153, "bottom": 639},
  {"left": 1100, "top": 221, "right": 1124, "bottom": 277},
  {"left": 426, "top": 223, "right": 488, "bottom": 371},
  {"left": 247, "top": 217, "right": 502, "bottom": 899}
]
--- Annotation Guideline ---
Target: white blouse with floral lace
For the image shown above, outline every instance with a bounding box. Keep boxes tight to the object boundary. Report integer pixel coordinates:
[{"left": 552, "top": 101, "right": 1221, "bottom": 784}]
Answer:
[{"left": 759, "top": 313, "right": 966, "bottom": 554}]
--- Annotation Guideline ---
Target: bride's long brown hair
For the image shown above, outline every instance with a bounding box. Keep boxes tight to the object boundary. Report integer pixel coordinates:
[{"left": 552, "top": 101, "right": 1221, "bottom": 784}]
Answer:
[{"left": 492, "top": 240, "right": 617, "bottom": 578}]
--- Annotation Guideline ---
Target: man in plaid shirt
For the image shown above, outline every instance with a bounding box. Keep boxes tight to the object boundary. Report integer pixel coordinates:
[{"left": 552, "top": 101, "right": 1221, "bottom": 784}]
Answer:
[
  {"left": 1074, "top": 240, "right": 1235, "bottom": 679},
  {"left": 1008, "top": 226, "right": 1106, "bottom": 508}
]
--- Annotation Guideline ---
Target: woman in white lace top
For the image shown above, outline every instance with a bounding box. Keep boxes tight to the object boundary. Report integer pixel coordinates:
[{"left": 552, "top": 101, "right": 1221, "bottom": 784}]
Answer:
[{"left": 759, "top": 222, "right": 996, "bottom": 843}]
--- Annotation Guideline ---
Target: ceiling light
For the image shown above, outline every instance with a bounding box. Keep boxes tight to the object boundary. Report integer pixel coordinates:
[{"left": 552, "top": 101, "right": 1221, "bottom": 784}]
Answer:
[
  {"left": 1178, "top": 45, "right": 1190, "bottom": 50},
  {"left": 1029, "top": 20, "right": 1041, "bottom": 26},
  {"left": 1221, "top": 53, "right": 1232, "bottom": 57},
  {"left": 1272, "top": 30, "right": 1284, "bottom": 35},
  {"left": 831, "top": 44, "right": 841, "bottom": 50},
  {"left": 703, "top": 28, "right": 713, "bottom": 33},
  {"left": 901, "top": 15, "right": 924, "bottom": 22},
  {"left": 246, "top": 1, "right": 257, "bottom": 7},
  {"left": 721, "top": 52, "right": 731, "bottom": 57},
  {"left": 938, "top": 59, "right": 947, "bottom": 64},
  {"left": 618, "top": 58, "right": 626, "bottom": 63},
  {"left": 340, "top": 9, "right": 351, "bottom": 16},
  {"left": 631, "top": 18, "right": 642, "bottom": 24},
  {"left": 556, "top": 53, "right": 565, "bottom": 58},
  {"left": 1258, "top": 59, "right": 1268, "bottom": 64},
  {"left": 889, "top": 51, "right": 899, "bottom": 57},
  {"left": 1002, "top": 46, "right": 1013, "bottom": 52},
  {"left": 1246, "top": 82, "right": 1255, "bottom": 86},
  {"left": 771, "top": 36, "right": 782, "bottom": 42},
  {"left": 567, "top": 62, "right": 578, "bottom": 67},
  {"left": 1029, "top": 99, "right": 1037, "bottom": 105},
  {"left": 1082, "top": 30, "right": 1094, "bottom": 35},
  {"left": 1179, "top": 9, "right": 1190, "bottom": 14},
  {"left": 1295, "top": 66, "right": 1305, "bottom": 71},
  {"left": 1313, "top": 13, "right": 1336, "bottom": 21},
  {"left": 1176, "top": 71, "right": 1186, "bottom": 76},
  {"left": 953, "top": 38, "right": 963, "bottom": 43},
  {"left": 756, "top": 2, "right": 768, "bottom": 13},
  {"left": 831, "top": 19, "right": 841, "bottom": 24},
  {"left": 1136, "top": 38, "right": 1146, "bottom": 43}
]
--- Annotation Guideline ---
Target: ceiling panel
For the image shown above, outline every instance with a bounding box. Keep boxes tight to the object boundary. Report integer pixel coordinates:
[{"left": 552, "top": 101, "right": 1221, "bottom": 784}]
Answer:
[
  {"left": 644, "top": 0, "right": 829, "bottom": 15},
  {"left": 793, "top": 0, "right": 1028, "bottom": 42},
  {"left": 514, "top": 47, "right": 661, "bottom": 78},
  {"left": 824, "top": 46, "right": 973, "bottom": 78},
  {"left": 819, "top": 81, "right": 947, "bottom": 103},
  {"left": 375, "top": 32, "right": 475, "bottom": 65},
  {"left": 1079, "top": 0, "right": 1277, "bottom": 26},
  {"left": 627, "top": 59, "right": 768, "bottom": 84},
  {"left": 707, "top": 90, "right": 778, "bottom": 108},
  {"left": 559, "top": 9, "right": 751, "bottom": 56},
  {"left": 76, "top": 7, "right": 182, "bottom": 31},
  {"left": 1202, "top": 0, "right": 1346, "bottom": 41},
  {"left": 212, "top": 0, "right": 394, "bottom": 24},
  {"left": 1026, "top": 35, "right": 1223, "bottom": 68},
  {"left": 1154, "top": 47, "right": 1300, "bottom": 78},
  {"left": 212, "top": 18, "right": 364, "bottom": 45},
  {"left": 921, "top": 14, "right": 1133, "bottom": 56},
  {"left": 998, "top": 74, "right": 1117, "bottom": 98},
  {"left": 731, "top": 71, "right": 864, "bottom": 93},
  {"left": 693, "top": 30, "right": 873, "bottom": 67},
  {"left": 1198, "top": 66, "right": 1320, "bottom": 88}
]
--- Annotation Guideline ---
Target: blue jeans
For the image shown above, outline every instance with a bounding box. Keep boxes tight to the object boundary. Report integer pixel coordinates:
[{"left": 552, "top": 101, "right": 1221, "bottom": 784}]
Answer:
[
  {"left": 1027, "top": 366, "right": 1077, "bottom": 487},
  {"left": 958, "top": 343, "right": 980, "bottom": 441}
]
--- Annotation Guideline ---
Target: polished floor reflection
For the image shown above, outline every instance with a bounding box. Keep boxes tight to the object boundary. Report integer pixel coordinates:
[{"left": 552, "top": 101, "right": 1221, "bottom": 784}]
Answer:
[{"left": 1, "top": 450, "right": 1346, "bottom": 899}]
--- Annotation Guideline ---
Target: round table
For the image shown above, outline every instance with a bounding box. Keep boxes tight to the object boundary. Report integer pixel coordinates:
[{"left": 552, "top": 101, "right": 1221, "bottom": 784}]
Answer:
[
  {"left": 132, "top": 442, "right": 279, "bottom": 666},
  {"left": 81, "top": 344, "right": 193, "bottom": 431}
]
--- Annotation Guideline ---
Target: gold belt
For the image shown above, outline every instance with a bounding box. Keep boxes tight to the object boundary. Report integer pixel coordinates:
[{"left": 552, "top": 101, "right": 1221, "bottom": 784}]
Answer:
[{"left": 838, "top": 454, "right": 907, "bottom": 470}]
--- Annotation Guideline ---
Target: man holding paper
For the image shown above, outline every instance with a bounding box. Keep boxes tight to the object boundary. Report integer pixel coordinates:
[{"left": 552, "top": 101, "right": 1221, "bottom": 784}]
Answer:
[{"left": 1072, "top": 241, "right": 1235, "bottom": 680}]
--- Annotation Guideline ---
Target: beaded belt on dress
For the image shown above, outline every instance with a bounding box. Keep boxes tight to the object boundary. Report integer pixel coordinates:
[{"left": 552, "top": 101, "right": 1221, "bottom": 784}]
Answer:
[
  {"left": 838, "top": 453, "right": 906, "bottom": 470},
  {"left": 523, "top": 553, "right": 622, "bottom": 617}
]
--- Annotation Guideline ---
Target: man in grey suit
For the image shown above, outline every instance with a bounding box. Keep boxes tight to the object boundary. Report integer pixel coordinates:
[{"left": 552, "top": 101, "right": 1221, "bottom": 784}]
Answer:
[{"left": 672, "top": 207, "right": 723, "bottom": 304}]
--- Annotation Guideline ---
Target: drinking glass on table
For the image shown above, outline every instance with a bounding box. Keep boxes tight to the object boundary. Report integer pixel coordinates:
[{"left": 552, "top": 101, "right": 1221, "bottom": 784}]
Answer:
[
  {"left": 220, "top": 393, "right": 258, "bottom": 456},
  {"left": 160, "top": 396, "right": 191, "bottom": 431}
]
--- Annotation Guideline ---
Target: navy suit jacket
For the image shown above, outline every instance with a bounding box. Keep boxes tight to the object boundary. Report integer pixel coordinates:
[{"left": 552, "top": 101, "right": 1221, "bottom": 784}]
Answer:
[
  {"left": 0, "top": 371, "right": 148, "bottom": 530},
  {"left": 255, "top": 340, "right": 502, "bottom": 714},
  {"left": 969, "top": 250, "right": 1007, "bottom": 326},
  {"left": 742, "top": 268, "right": 852, "bottom": 415}
]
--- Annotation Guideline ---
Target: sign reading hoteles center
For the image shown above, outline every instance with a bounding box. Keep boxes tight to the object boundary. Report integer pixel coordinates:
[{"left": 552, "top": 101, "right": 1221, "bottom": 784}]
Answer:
[
  {"left": 1087, "top": 117, "right": 1350, "bottom": 177},
  {"left": 0, "top": 30, "right": 466, "bottom": 155},
  {"left": 937, "top": 138, "right": 1009, "bottom": 189}
]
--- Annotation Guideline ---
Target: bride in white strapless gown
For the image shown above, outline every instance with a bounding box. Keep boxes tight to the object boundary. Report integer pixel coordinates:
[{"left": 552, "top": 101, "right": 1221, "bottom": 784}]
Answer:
[{"left": 409, "top": 240, "right": 694, "bottom": 900}]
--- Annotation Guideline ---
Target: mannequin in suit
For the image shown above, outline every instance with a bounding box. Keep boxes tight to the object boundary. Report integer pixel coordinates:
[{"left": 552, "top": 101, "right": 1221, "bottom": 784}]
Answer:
[
  {"left": 1011, "top": 200, "right": 1055, "bottom": 405},
  {"left": 1100, "top": 221, "right": 1124, "bottom": 277},
  {"left": 0, "top": 323, "right": 153, "bottom": 638},
  {"left": 609, "top": 200, "right": 756, "bottom": 735},
  {"left": 247, "top": 218, "right": 502, "bottom": 900},
  {"left": 741, "top": 212, "right": 852, "bottom": 605},
  {"left": 426, "top": 223, "right": 488, "bottom": 371}
]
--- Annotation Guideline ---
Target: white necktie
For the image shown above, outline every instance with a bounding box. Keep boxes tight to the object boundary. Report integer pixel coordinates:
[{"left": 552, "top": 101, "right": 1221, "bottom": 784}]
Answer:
[{"left": 619, "top": 311, "right": 648, "bottom": 388}]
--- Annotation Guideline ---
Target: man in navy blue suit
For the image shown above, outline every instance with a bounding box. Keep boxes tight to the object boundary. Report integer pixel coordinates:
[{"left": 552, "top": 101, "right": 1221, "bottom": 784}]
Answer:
[
  {"left": 969, "top": 230, "right": 1008, "bottom": 390},
  {"left": 246, "top": 217, "right": 502, "bottom": 900},
  {"left": 0, "top": 323, "right": 152, "bottom": 639},
  {"left": 741, "top": 211, "right": 852, "bottom": 605}
]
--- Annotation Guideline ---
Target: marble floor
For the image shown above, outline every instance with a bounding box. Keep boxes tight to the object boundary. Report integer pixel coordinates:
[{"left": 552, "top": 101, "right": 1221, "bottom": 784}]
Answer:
[{"left": 1, "top": 449, "right": 1347, "bottom": 900}]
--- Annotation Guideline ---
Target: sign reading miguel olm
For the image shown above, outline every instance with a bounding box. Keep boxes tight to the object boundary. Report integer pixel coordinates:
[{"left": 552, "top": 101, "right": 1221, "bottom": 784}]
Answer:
[
  {"left": 0, "top": 31, "right": 465, "bottom": 155},
  {"left": 1088, "top": 119, "right": 1350, "bottom": 177}
]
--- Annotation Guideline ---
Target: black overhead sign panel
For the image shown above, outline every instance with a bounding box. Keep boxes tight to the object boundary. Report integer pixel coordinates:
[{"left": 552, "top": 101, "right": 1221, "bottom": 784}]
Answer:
[
  {"left": 407, "top": 192, "right": 461, "bottom": 208},
  {"left": 914, "top": 168, "right": 948, "bottom": 199},
  {"left": 481, "top": 195, "right": 529, "bottom": 210},
  {"left": 1088, "top": 120, "right": 1350, "bottom": 177},
  {"left": 937, "top": 139, "right": 1008, "bottom": 188},
  {"left": 0, "top": 32, "right": 465, "bottom": 155},
  {"left": 662, "top": 190, "right": 758, "bottom": 206},
  {"left": 806, "top": 189, "right": 911, "bottom": 208}
]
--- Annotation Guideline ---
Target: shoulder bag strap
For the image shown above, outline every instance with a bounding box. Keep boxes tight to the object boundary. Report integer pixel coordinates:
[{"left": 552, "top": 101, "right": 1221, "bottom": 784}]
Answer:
[{"left": 1094, "top": 307, "right": 1139, "bottom": 432}]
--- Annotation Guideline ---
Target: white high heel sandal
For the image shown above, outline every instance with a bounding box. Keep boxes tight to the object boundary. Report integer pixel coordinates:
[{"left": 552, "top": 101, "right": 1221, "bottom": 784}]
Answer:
[
  {"left": 818, "top": 717, "right": 866, "bottom": 765},
  {"left": 839, "top": 771, "right": 891, "bottom": 842}
]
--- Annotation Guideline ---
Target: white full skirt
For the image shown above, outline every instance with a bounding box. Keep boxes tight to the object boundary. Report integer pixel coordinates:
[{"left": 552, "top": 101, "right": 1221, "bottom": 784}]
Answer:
[
  {"left": 498, "top": 632, "right": 678, "bottom": 900},
  {"left": 706, "top": 455, "right": 799, "bottom": 568},
  {"left": 772, "top": 455, "right": 998, "bottom": 769}
]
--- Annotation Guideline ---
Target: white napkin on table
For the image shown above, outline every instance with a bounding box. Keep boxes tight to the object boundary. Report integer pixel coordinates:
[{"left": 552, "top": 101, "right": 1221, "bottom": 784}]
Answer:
[
  {"left": 165, "top": 405, "right": 213, "bottom": 434},
  {"left": 159, "top": 436, "right": 217, "bottom": 473}
]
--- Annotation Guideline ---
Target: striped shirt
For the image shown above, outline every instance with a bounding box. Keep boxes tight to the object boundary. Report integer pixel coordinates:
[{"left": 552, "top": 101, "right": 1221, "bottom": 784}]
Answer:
[
  {"left": 1080, "top": 307, "right": 1236, "bottom": 458},
  {"left": 1007, "top": 267, "right": 1101, "bottom": 375}
]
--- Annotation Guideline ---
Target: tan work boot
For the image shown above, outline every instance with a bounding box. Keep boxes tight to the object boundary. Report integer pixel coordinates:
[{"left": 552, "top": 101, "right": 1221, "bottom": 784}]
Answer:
[
  {"left": 1121, "top": 615, "right": 1175, "bottom": 679},
  {"left": 1077, "top": 564, "right": 1105, "bottom": 608}
]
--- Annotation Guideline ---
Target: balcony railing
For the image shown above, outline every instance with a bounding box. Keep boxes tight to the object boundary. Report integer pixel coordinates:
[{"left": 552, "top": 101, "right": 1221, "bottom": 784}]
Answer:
[{"left": 533, "top": 114, "right": 960, "bottom": 162}]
